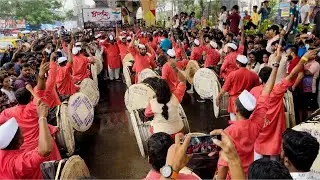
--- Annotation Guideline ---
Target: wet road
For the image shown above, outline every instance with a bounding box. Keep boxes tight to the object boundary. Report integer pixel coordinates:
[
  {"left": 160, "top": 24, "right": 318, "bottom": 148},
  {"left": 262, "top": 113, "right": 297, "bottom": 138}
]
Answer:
[{"left": 77, "top": 80, "right": 229, "bottom": 179}]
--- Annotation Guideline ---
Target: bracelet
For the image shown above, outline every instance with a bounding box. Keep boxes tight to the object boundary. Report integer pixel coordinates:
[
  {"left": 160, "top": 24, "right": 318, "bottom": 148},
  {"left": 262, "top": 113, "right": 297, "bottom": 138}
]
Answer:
[
  {"left": 39, "top": 117, "right": 47, "bottom": 123},
  {"left": 301, "top": 57, "right": 308, "bottom": 63},
  {"left": 272, "top": 63, "right": 280, "bottom": 68}
]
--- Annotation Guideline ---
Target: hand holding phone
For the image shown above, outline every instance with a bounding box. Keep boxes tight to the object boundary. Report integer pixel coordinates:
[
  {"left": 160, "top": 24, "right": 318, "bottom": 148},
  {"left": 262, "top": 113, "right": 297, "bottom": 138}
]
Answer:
[{"left": 181, "top": 134, "right": 221, "bottom": 155}]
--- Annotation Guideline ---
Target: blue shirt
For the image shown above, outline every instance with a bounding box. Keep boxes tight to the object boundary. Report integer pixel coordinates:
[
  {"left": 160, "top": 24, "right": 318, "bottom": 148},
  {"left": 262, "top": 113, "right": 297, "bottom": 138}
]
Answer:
[
  {"left": 160, "top": 38, "right": 172, "bottom": 53},
  {"left": 298, "top": 46, "right": 307, "bottom": 57}
]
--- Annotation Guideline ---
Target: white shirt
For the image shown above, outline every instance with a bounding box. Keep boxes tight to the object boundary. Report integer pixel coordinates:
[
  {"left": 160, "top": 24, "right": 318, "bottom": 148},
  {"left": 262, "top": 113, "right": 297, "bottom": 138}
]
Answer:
[
  {"left": 268, "top": 52, "right": 288, "bottom": 83},
  {"left": 218, "top": 12, "right": 227, "bottom": 31},
  {"left": 266, "top": 35, "right": 280, "bottom": 53},
  {"left": 300, "top": 4, "right": 311, "bottom": 24},
  {"left": 1, "top": 88, "right": 16, "bottom": 103},
  {"left": 290, "top": 172, "right": 315, "bottom": 180}
]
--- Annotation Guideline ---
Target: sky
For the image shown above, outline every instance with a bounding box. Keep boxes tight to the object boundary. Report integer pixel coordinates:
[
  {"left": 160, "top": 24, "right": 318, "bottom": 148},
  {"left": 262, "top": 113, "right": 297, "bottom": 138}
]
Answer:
[{"left": 64, "top": 0, "right": 95, "bottom": 10}]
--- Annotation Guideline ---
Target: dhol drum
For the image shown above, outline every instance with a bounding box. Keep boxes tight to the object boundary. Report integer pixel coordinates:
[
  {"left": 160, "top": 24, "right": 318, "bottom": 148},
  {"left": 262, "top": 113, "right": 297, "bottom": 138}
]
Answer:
[
  {"left": 55, "top": 101, "right": 75, "bottom": 156},
  {"left": 284, "top": 91, "right": 296, "bottom": 128},
  {"left": 41, "top": 155, "right": 90, "bottom": 179},
  {"left": 293, "top": 117, "right": 320, "bottom": 176},
  {"left": 123, "top": 61, "right": 134, "bottom": 88},
  {"left": 90, "top": 64, "right": 98, "bottom": 85},
  {"left": 79, "top": 78, "right": 100, "bottom": 107},
  {"left": 68, "top": 92, "right": 94, "bottom": 132},
  {"left": 193, "top": 68, "right": 220, "bottom": 99},
  {"left": 137, "top": 68, "right": 159, "bottom": 83},
  {"left": 94, "top": 50, "right": 103, "bottom": 75},
  {"left": 184, "top": 60, "right": 200, "bottom": 84},
  {"left": 124, "top": 83, "right": 156, "bottom": 112},
  {"left": 122, "top": 53, "right": 134, "bottom": 65}
]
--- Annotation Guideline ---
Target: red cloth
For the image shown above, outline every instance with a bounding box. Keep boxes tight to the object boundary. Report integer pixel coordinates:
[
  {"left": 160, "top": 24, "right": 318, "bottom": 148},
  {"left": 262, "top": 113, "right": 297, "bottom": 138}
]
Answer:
[
  {"left": 287, "top": 56, "right": 301, "bottom": 83},
  {"left": 140, "top": 37, "right": 148, "bottom": 45},
  {"left": 129, "top": 46, "right": 156, "bottom": 83},
  {"left": 227, "top": 13, "right": 241, "bottom": 35},
  {"left": 220, "top": 45, "right": 244, "bottom": 79},
  {"left": 218, "top": 95, "right": 269, "bottom": 177},
  {"left": 203, "top": 46, "right": 220, "bottom": 67},
  {"left": 72, "top": 54, "right": 91, "bottom": 83},
  {"left": 0, "top": 148, "right": 49, "bottom": 178},
  {"left": 253, "top": 79, "right": 292, "bottom": 155},
  {"left": 103, "top": 43, "right": 121, "bottom": 69},
  {"left": 34, "top": 62, "right": 61, "bottom": 108},
  {"left": 176, "top": 59, "right": 189, "bottom": 70},
  {"left": 56, "top": 63, "right": 79, "bottom": 96},
  {"left": 162, "top": 62, "right": 179, "bottom": 92},
  {"left": 144, "top": 170, "right": 200, "bottom": 180},
  {"left": 222, "top": 67, "right": 260, "bottom": 113},
  {"left": 117, "top": 40, "right": 128, "bottom": 60},
  {"left": 172, "top": 40, "right": 183, "bottom": 60},
  {"left": 190, "top": 46, "right": 203, "bottom": 61}
]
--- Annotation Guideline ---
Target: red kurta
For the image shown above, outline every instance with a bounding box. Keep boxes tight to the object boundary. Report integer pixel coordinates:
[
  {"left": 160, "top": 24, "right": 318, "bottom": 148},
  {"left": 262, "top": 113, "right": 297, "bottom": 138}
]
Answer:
[
  {"left": 222, "top": 67, "right": 260, "bottom": 113},
  {"left": 103, "top": 43, "right": 121, "bottom": 69},
  {"left": 162, "top": 62, "right": 179, "bottom": 92},
  {"left": 56, "top": 63, "right": 79, "bottom": 96},
  {"left": 203, "top": 46, "right": 220, "bottom": 68},
  {"left": 220, "top": 45, "right": 244, "bottom": 79},
  {"left": 176, "top": 59, "right": 189, "bottom": 70},
  {"left": 253, "top": 79, "right": 292, "bottom": 155},
  {"left": 218, "top": 95, "right": 269, "bottom": 177},
  {"left": 72, "top": 54, "right": 91, "bottom": 83},
  {"left": 190, "top": 46, "right": 203, "bottom": 61},
  {"left": 117, "top": 40, "right": 128, "bottom": 60}
]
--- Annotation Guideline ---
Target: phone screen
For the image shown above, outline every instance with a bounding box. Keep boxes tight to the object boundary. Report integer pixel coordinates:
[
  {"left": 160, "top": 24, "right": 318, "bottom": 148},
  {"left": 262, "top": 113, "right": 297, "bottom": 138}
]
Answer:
[{"left": 185, "top": 135, "right": 221, "bottom": 155}]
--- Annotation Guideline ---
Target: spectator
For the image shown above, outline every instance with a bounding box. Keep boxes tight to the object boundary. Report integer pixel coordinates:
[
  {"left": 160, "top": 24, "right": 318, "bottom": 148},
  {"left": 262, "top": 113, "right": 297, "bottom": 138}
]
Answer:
[
  {"left": 247, "top": 52, "right": 260, "bottom": 74},
  {"left": 300, "top": 0, "right": 310, "bottom": 26},
  {"left": 0, "top": 75, "right": 16, "bottom": 105},
  {"left": 218, "top": 6, "right": 228, "bottom": 32},
  {"left": 251, "top": 6, "right": 260, "bottom": 26},
  {"left": 13, "top": 63, "right": 36, "bottom": 90},
  {"left": 286, "top": 0, "right": 300, "bottom": 43},
  {"left": 227, "top": 5, "right": 241, "bottom": 36},
  {"left": 258, "top": 0, "right": 271, "bottom": 23},
  {"left": 266, "top": 25, "right": 280, "bottom": 53},
  {"left": 243, "top": 10, "right": 251, "bottom": 23},
  {"left": 248, "top": 158, "right": 292, "bottom": 179}
]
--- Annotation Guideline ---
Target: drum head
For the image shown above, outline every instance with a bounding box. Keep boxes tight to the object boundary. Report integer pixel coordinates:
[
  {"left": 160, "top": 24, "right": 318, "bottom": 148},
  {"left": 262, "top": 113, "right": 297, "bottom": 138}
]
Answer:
[
  {"left": 185, "top": 60, "right": 200, "bottom": 84},
  {"left": 56, "top": 102, "right": 75, "bottom": 156},
  {"left": 68, "top": 93, "right": 94, "bottom": 132},
  {"left": 94, "top": 52, "right": 103, "bottom": 74},
  {"left": 60, "top": 155, "right": 90, "bottom": 179},
  {"left": 123, "top": 53, "right": 134, "bottom": 64},
  {"left": 284, "top": 91, "right": 296, "bottom": 128},
  {"left": 212, "top": 79, "right": 221, "bottom": 118},
  {"left": 138, "top": 68, "right": 158, "bottom": 83},
  {"left": 130, "top": 111, "right": 147, "bottom": 157},
  {"left": 293, "top": 122, "right": 320, "bottom": 176},
  {"left": 90, "top": 64, "right": 98, "bottom": 85},
  {"left": 79, "top": 78, "right": 100, "bottom": 106},
  {"left": 194, "top": 68, "right": 219, "bottom": 99},
  {"left": 124, "top": 83, "right": 156, "bottom": 112},
  {"left": 123, "top": 63, "right": 132, "bottom": 88},
  {"left": 178, "top": 104, "right": 190, "bottom": 134}
]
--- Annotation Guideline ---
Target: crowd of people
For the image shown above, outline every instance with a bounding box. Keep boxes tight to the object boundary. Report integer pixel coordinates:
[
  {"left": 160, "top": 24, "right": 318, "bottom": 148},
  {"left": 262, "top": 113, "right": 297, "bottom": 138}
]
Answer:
[{"left": 0, "top": 0, "right": 320, "bottom": 179}]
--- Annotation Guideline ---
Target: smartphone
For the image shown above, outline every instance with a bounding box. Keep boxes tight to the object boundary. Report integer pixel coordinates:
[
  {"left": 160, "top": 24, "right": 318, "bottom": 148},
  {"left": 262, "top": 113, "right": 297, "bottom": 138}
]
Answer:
[{"left": 183, "top": 135, "right": 221, "bottom": 155}]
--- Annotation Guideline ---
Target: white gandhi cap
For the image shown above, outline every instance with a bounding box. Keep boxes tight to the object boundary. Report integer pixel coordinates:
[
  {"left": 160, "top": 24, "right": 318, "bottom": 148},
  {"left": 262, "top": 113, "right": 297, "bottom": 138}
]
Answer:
[
  {"left": 75, "top": 42, "right": 82, "bottom": 46},
  {"left": 109, "top": 34, "right": 114, "bottom": 40},
  {"left": 126, "top": 36, "right": 132, "bottom": 40},
  {"left": 72, "top": 47, "right": 81, "bottom": 55},
  {"left": 226, "top": 43, "right": 237, "bottom": 50},
  {"left": 58, "top": 57, "right": 68, "bottom": 64},
  {"left": 194, "top": 39, "right": 200, "bottom": 46},
  {"left": 138, "top": 44, "right": 146, "bottom": 49},
  {"left": 236, "top": 55, "right": 248, "bottom": 64},
  {"left": 167, "top": 49, "right": 176, "bottom": 58},
  {"left": 238, "top": 90, "right": 256, "bottom": 111},
  {"left": 0, "top": 117, "right": 19, "bottom": 149},
  {"left": 210, "top": 41, "right": 218, "bottom": 48}
]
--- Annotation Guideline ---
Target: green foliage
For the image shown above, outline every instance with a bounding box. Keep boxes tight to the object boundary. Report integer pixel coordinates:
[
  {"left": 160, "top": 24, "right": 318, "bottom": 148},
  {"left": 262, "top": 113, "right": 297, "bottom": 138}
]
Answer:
[
  {"left": 65, "top": 10, "right": 76, "bottom": 20},
  {"left": 0, "top": 0, "right": 63, "bottom": 25}
]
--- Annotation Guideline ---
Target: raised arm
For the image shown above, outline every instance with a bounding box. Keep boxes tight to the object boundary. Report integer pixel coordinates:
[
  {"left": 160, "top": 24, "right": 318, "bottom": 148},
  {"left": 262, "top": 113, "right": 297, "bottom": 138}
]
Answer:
[{"left": 37, "top": 101, "right": 52, "bottom": 157}]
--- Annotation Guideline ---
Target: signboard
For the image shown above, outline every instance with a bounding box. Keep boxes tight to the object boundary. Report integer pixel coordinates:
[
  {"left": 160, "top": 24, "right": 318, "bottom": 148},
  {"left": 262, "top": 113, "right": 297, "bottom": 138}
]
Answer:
[
  {"left": 279, "top": 2, "right": 290, "bottom": 17},
  {"left": 0, "top": 19, "right": 26, "bottom": 29},
  {"left": 82, "top": 8, "right": 122, "bottom": 29}
]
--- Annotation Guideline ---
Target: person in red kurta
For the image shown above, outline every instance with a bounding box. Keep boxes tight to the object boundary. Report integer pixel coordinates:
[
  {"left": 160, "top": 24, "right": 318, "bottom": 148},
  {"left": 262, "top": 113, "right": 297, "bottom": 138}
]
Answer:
[
  {"left": 216, "top": 55, "right": 260, "bottom": 121},
  {"left": 203, "top": 41, "right": 221, "bottom": 68},
  {"left": 217, "top": 56, "right": 279, "bottom": 179},
  {"left": 129, "top": 36, "right": 156, "bottom": 83},
  {"left": 71, "top": 46, "right": 94, "bottom": 83},
  {"left": 161, "top": 49, "right": 180, "bottom": 92},
  {"left": 117, "top": 36, "right": 129, "bottom": 61},
  {"left": 0, "top": 102, "right": 53, "bottom": 179},
  {"left": 103, "top": 35, "right": 121, "bottom": 81},
  {"left": 56, "top": 56, "right": 79, "bottom": 96},
  {"left": 220, "top": 42, "right": 245, "bottom": 79},
  {"left": 190, "top": 39, "right": 203, "bottom": 61}
]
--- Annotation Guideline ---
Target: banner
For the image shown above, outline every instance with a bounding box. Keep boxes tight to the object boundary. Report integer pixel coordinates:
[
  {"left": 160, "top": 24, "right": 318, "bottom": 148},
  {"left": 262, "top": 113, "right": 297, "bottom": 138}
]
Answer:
[
  {"left": 82, "top": 8, "right": 122, "bottom": 29},
  {"left": 0, "top": 19, "right": 26, "bottom": 29},
  {"left": 279, "top": 2, "right": 290, "bottom": 17}
]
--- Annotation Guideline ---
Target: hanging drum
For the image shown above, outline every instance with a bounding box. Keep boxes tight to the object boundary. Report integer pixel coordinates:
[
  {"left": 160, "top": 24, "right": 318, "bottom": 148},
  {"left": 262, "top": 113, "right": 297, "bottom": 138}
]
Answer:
[
  {"left": 211, "top": 81, "right": 229, "bottom": 118},
  {"left": 184, "top": 60, "right": 200, "bottom": 84},
  {"left": 293, "top": 117, "right": 320, "bottom": 177},
  {"left": 79, "top": 78, "right": 100, "bottom": 107},
  {"left": 90, "top": 64, "right": 98, "bottom": 85},
  {"left": 123, "top": 53, "right": 134, "bottom": 65},
  {"left": 124, "top": 83, "right": 156, "bottom": 112},
  {"left": 68, "top": 92, "right": 94, "bottom": 132},
  {"left": 41, "top": 155, "right": 90, "bottom": 179},
  {"left": 94, "top": 50, "right": 103, "bottom": 74},
  {"left": 284, "top": 91, "right": 296, "bottom": 128},
  {"left": 194, "top": 68, "right": 220, "bottom": 99},
  {"left": 123, "top": 61, "right": 133, "bottom": 88},
  {"left": 55, "top": 101, "right": 75, "bottom": 156},
  {"left": 138, "top": 68, "right": 159, "bottom": 83}
]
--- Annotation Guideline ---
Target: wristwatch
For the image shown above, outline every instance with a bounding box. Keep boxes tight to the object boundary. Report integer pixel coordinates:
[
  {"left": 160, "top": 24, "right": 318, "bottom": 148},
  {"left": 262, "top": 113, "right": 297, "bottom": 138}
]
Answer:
[
  {"left": 272, "top": 63, "right": 280, "bottom": 67},
  {"left": 161, "top": 165, "right": 178, "bottom": 179}
]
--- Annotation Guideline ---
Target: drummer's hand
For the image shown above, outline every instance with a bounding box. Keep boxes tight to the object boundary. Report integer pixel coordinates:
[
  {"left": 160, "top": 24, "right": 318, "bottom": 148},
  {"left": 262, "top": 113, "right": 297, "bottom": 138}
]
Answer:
[
  {"left": 165, "top": 133, "right": 192, "bottom": 172},
  {"left": 37, "top": 100, "right": 49, "bottom": 118},
  {"left": 209, "top": 129, "right": 238, "bottom": 163}
]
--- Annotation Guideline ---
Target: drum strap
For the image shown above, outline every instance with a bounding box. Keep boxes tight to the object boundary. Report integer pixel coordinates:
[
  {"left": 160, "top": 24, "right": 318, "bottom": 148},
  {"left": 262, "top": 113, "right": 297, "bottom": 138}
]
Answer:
[{"left": 54, "top": 160, "right": 63, "bottom": 180}]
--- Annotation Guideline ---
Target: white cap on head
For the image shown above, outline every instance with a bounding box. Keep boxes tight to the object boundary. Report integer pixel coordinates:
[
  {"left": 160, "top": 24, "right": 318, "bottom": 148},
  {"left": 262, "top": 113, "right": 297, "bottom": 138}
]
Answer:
[
  {"left": 194, "top": 39, "right": 200, "bottom": 46},
  {"left": 0, "top": 118, "right": 19, "bottom": 149},
  {"left": 72, "top": 47, "right": 81, "bottom": 55},
  {"left": 226, "top": 43, "right": 237, "bottom": 50},
  {"left": 210, "top": 41, "right": 218, "bottom": 48},
  {"left": 109, "top": 34, "right": 114, "bottom": 41},
  {"left": 167, "top": 49, "right": 176, "bottom": 58},
  {"left": 236, "top": 55, "right": 248, "bottom": 64},
  {"left": 75, "top": 42, "right": 82, "bottom": 46},
  {"left": 238, "top": 90, "right": 256, "bottom": 111},
  {"left": 126, "top": 36, "right": 132, "bottom": 41},
  {"left": 95, "top": 34, "right": 102, "bottom": 39},
  {"left": 58, "top": 57, "right": 68, "bottom": 64},
  {"left": 138, "top": 44, "right": 146, "bottom": 49}
]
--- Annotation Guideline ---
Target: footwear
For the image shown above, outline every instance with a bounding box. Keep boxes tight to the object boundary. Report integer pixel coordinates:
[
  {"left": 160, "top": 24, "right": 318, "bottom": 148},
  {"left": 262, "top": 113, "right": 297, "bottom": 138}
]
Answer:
[
  {"left": 186, "top": 89, "right": 194, "bottom": 94},
  {"left": 197, "top": 99, "right": 205, "bottom": 103}
]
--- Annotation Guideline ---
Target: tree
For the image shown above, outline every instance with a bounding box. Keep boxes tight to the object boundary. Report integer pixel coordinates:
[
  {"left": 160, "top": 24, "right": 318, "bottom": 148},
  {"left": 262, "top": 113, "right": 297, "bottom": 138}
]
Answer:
[
  {"left": 65, "top": 10, "right": 76, "bottom": 20},
  {"left": 0, "top": 0, "right": 64, "bottom": 25}
]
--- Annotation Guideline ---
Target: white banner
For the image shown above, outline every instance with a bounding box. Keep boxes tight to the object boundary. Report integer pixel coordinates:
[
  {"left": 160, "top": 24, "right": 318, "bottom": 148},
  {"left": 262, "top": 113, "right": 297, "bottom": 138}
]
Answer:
[{"left": 82, "top": 8, "right": 122, "bottom": 29}]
